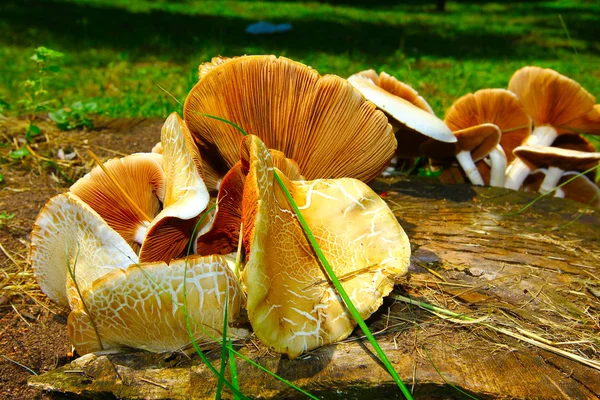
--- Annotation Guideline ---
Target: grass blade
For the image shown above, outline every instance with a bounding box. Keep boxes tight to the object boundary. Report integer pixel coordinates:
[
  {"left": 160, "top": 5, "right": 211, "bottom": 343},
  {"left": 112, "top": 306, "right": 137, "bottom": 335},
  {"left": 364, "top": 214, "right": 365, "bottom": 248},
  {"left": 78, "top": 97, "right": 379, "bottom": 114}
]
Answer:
[
  {"left": 228, "top": 340, "right": 240, "bottom": 400},
  {"left": 214, "top": 292, "right": 229, "bottom": 399}
]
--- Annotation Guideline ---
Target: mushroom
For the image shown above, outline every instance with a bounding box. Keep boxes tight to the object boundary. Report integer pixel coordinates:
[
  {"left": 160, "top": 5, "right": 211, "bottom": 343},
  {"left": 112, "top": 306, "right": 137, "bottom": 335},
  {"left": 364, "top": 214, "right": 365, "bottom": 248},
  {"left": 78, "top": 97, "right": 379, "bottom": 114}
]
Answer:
[
  {"left": 138, "top": 113, "right": 211, "bottom": 262},
  {"left": 512, "top": 145, "right": 600, "bottom": 194},
  {"left": 240, "top": 134, "right": 410, "bottom": 358},
  {"left": 70, "top": 152, "right": 165, "bottom": 251},
  {"left": 524, "top": 169, "right": 600, "bottom": 208},
  {"left": 506, "top": 67, "right": 600, "bottom": 189},
  {"left": 30, "top": 192, "right": 138, "bottom": 307},
  {"left": 347, "top": 70, "right": 456, "bottom": 158},
  {"left": 444, "top": 88, "right": 532, "bottom": 164},
  {"left": 67, "top": 255, "right": 244, "bottom": 355},
  {"left": 421, "top": 123, "right": 503, "bottom": 186},
  {"left": 184, "top": 55, "right": 396, "bottom": 183},
  {"left": 195, "top": 148, "right": 303, "bottom": 256}
]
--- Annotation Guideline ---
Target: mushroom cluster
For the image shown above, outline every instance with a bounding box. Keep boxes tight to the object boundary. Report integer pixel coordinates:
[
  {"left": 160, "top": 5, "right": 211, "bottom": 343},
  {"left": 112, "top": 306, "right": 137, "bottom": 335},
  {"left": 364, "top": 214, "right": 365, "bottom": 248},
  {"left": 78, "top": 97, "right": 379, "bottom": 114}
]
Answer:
[
  {"left": 350, "top": 67, "right": 600, "bottom": 206},
  {"left": 30, "top": 55, "right": 411, "bottom": 359}
]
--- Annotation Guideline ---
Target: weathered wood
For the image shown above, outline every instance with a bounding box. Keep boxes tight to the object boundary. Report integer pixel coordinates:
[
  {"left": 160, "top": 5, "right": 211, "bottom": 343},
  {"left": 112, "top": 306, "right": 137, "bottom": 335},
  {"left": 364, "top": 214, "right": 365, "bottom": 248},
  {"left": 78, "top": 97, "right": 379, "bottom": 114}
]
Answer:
[{"left": 29, "top": 177, "right": 600, "bottom": 399}]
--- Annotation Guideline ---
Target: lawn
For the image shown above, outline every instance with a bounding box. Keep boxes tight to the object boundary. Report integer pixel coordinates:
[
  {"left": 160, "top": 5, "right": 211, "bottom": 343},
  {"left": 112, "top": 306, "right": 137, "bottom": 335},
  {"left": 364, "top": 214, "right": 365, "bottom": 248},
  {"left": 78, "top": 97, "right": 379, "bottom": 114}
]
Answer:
[{"left": 0, "top": 0, "right": 599, "bottom": 123}]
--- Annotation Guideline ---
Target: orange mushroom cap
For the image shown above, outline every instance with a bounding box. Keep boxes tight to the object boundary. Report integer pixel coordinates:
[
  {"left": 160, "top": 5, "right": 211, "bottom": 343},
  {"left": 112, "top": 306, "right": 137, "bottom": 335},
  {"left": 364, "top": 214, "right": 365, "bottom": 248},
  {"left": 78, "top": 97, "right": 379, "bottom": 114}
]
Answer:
[{"left": 183, "top": 55, "right": 396, "bottom": 182}]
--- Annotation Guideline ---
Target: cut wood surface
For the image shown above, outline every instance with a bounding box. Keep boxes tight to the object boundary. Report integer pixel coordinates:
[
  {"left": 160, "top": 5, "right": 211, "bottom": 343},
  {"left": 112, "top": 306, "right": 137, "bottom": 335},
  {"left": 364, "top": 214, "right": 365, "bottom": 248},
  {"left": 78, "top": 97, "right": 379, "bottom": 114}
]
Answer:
[{"left": 29, "top": 176, "right": 600, "bottom": 399}]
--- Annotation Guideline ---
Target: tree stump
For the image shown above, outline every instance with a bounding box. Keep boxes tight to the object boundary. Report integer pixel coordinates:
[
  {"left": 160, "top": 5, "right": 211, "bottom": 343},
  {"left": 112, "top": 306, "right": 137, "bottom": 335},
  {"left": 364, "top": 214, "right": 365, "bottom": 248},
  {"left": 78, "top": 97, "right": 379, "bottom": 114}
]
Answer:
[{"left": 28, "top": 177, "right": 600, "bottom": 399}]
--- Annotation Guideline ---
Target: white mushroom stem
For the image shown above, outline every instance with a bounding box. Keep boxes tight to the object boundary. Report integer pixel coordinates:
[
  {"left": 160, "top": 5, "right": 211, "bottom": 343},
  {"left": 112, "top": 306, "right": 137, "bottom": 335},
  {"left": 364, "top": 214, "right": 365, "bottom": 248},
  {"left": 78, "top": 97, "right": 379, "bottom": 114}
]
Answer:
[
  {"left": 456, "top": 150, "right": 484, "bottom": 186},
  {"left": 505, "top": 125, "right": 558, "bottom": 190},
  {"left": 134, "top": 223, "right": 149, "bottom": 245},
  {"left": 487, "top": 145, "right": 507, "bottom": 188},
  {"left": 554, "top": 187, "right": 565, "bottom": 198},
  {"left": 539, "top": 166, "right": 564, "bottom": 194}
]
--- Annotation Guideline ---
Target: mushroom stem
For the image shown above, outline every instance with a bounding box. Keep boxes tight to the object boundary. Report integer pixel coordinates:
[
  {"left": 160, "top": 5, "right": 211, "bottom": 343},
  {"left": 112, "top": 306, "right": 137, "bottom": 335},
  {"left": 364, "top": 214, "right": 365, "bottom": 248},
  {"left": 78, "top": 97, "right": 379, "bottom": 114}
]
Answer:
[
  {"left": 456, "top": 150, "right": 484, "bottom": 186},
  {"left": 487, "top": 145, "right": 507, "bottom": 187},
  {"left": 554, "top": 187, "right": 565, "bottom": 198},
  {"left": 504, "top": 160, "right": 531, "bottom": 190},
  {"left": 526, "top": 125, "right": 558, "bottom": 146},
  {"left": 539, "top": 166, "right": 564, "bottom": 194},
  {"left": 505, "top": 125, "right": 559, "bottom": 190}
]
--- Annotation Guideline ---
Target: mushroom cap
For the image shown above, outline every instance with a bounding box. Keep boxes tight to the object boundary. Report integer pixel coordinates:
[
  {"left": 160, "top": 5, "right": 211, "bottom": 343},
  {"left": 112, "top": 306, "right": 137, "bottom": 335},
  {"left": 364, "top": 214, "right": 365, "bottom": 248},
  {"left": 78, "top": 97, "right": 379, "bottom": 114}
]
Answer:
[
  {"left": 196, "top": 149, "right": 303, "bottom": 256},
  {"left": 183, "top": 55, "right": 396, "bottom": 182},
  {"left": 444, "top": 88, "right": 532, "bottom": 163},
  {"left": 30, "top": 193, "right": 138, "bottom": 307},
  {"left": 240, "top": 135, "right": 410, "bottom": 358},
  {"left": 559, "top": 172, "right": 600, "bottom": 208},
  {"left": 67, "top": 255, "right": 244, "bottom": 355},
  {"left": 139, "top": 113, "right": 210, "bottom": 263},
  {"left": 508, "top": 67, "right": 596, "bottom": 131},
  {"left": 70, "top": 152, "right": 164, "bottom": 249},
  {"left": 352, "top": 70, "right": 435, "bottom": 114},
  {"left": 565, "top": 104, "right": 600, "bottom": 136},
  {"left": 347, "top": 72, "right": 455, "bottom": 156},
  {"left": 421, "top": 123, "right": 501, "bottom": 162},
  {"left": 513, "top": 145, "right": 600, "bottom": 171},
  {"left": 198, "top": 56, "right": 231, "bottom": 80}
]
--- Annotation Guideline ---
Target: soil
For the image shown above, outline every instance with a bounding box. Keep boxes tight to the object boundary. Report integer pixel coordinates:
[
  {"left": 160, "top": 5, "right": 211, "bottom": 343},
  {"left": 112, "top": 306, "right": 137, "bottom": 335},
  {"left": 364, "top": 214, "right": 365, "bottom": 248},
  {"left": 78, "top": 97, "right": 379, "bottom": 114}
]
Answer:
[{"left": 0, "top": 116, "right": 164, "bottom": 399}]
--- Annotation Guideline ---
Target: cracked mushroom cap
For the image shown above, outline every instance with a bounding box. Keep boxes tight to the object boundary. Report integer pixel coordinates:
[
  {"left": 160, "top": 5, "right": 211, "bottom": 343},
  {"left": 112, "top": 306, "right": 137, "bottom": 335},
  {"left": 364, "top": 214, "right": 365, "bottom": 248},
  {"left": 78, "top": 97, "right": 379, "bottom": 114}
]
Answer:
[
  {"left": 240, "top": 135, "right": 410, "bottom": 358},
  {"left": 347, "top": 71, "right": 455, "bottom": 157},
  {"left": 30, "top": 193, "right": 138, "bottom": 307},
  {"left": 70, "top": 152, "right": 164, "bottom": 251},
  {"left": 508, "top": 67, "right": 596, "bottom": 132},
  {"left": 67, "top": 255, "right": 244, "bottom": 355},
  {"left": 138, "top": 113, "right": 210, "bottom": 263},
  {"left": 444, "top": 89, "right": 532, "bottom": 163},
  {"left": 183, "top": 55, "right": 396, "bottom": 182},
  {"left": 196, "top": 148, "right": 303, "bottom": 256},
  {"left": 513, "top": 146, "right": 600, "bottom": 172}
]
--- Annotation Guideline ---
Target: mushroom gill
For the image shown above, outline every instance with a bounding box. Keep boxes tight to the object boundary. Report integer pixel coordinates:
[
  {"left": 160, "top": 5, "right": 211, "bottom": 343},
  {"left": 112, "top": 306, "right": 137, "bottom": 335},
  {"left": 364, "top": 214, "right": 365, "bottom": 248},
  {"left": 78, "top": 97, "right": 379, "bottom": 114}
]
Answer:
[
  {"left": 184, "top": 55, "right": 396, "bottom": 182},
  {"left": 240, "top": 135, "right": 410, "bottom": 358}
]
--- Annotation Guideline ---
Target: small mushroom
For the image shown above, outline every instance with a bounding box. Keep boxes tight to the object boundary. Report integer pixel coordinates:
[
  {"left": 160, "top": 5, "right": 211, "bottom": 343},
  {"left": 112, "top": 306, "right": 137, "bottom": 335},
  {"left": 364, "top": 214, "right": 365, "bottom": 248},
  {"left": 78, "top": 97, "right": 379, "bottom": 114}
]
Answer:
[
  {"left": 421, "top": 123, "right": 503, "bottom": 186},
  {"left": 512, "top": 145, "right": 600, "bottom": 194},
  {"left": 524, "top": 169, "right": 600, "bottom": 208},
  {"left": 240, "top": 135, "right": 410, "bottom": 358},
  {"left": 347, "top": 71, "right": 456, "bottom": 158},
  {"left": 506, "top": 67, "right": 600, "bottom": 189},
  {"left": 68, "top": 255, "right": 244, "bottom": 355},
  {"left": 30, "top": 192, "right": 138, "bottom": 307},
  {"left": 184, "top": 55, "right": 396, "bottom": 183},
  {"left": 70, "top": 152, "right": 164, "bottom": 251}
]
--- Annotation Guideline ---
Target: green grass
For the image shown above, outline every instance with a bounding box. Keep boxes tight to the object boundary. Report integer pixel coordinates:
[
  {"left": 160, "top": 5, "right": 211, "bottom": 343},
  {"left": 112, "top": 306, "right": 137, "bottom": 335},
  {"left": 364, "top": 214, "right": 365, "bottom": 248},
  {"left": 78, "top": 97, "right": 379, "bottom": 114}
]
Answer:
[{"left": 0, "top": 0, "right": 599, "bottom": 119}]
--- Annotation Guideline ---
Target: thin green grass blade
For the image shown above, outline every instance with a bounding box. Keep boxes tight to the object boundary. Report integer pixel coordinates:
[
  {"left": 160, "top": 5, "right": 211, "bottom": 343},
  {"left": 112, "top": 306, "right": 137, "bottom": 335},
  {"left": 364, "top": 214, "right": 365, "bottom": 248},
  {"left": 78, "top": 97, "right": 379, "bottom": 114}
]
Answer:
[
  {"left": 201, "top": 113, "right": 414, "bottom": 400},
  {"left": 0, "top": 353, "right": 38, "bottom": 375},
  {"left": 503, "top": 164, "right": 599, "bottom": 216},
  {"left": 553, "top": 190, "right": 599, "bottom": 230},
  {"left": 214, "top": 291, "right": 230, "bottom": 399},
  {"left": 228, "top": 340, "right": 240, "bottom": 400}
]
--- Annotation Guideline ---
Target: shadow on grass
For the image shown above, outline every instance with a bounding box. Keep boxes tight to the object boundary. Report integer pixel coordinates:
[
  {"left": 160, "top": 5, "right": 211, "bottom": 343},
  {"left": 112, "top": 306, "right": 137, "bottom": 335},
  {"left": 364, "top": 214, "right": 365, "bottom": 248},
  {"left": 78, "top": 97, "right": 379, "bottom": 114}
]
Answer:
[{"left": 1, "top": 0, "right": 597, "bottom": 65}]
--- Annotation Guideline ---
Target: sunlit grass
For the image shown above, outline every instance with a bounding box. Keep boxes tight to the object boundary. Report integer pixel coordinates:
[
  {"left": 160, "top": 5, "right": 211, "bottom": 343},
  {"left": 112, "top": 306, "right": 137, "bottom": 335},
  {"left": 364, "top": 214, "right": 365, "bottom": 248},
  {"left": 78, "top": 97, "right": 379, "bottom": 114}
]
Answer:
[{"left": 0, "top": 0, "right": 598, "bottom": 119}]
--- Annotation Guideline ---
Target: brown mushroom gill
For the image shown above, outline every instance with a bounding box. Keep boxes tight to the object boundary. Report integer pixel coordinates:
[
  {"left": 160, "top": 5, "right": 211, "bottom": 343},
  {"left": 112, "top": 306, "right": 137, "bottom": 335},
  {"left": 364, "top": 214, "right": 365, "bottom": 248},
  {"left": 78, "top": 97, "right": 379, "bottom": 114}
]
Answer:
[
  {"left": 240, "top": 135, "right": 410, "bottom": 358},
  {"left": 183, "top": 55, "right": 396, "bottom": 183}
]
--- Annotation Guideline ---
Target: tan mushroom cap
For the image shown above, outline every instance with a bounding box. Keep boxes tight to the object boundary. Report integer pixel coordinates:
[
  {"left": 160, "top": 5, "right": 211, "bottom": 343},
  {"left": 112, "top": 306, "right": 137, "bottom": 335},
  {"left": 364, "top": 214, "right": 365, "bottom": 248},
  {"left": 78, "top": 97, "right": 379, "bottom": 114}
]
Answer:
[
  {"left": 513, "top": 145, "right": 600, "bottom": 171},
  {"left": 240, "top": 135, "right": 410, "bottom": 358},
  {"left": 559, "top": 172, "right": 600, "bottom": 208},
  {"left": 196, "top": 149, "right": 303, "bottom": 256},
  {"left": 421, "top": 123, "right": 501, "bottom": 162},
  {"left": 70, "top": 152, "right": 164, "bottom": 250},
  {"left": 444, "top": 89, "right": 532, "bottom": 163},
  {"left": 508, "top": 67, "right": 596, "bottom": 132},
  {"left": 139, "top": 113, "right": 210, "bottom": 263},
  {"left": 352, "top": 70, "right": 435, "bottom": 114},
  {"left": 184, "top": 55, "right": 396, "bottom": 182},
  {"left": 30, "top": 193, "right": 138, "bottom": 307},
  {"left": 67, "top": 255, "right": 244, "bottom": 355},
  {"left": 565, "top": 104, "right": 600, "bottom": 135}
]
